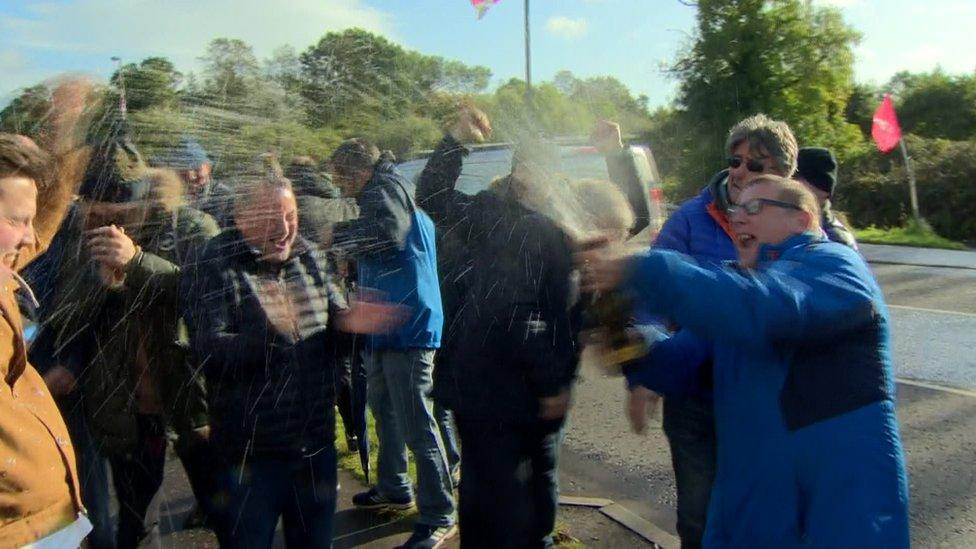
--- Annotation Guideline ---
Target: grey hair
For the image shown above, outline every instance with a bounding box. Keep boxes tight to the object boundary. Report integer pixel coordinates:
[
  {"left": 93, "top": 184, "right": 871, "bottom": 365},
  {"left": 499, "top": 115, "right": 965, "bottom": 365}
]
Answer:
[{"left": 725, "top": 114, "right": 799, "bottom": 177}]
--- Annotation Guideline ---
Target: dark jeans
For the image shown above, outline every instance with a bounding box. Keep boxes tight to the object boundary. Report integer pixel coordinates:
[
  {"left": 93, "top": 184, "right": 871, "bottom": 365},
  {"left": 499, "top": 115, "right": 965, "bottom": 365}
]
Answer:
[
  {"left": 434, "top": 403, "right": 461, "bottom": 478},
  {"left": 108, "top": 414, "right": 167, "bottom": 549},
  {"left": 213, "top": 447, "right": 338, "bottom": 549},
  {"left": 333, "top": 350, "right": 356, "bottom": 441},
  {"left": 57, "top": 395, "right": 114, "bottom": 549},
  {"left": 456, "top": 416, "right": 563, "bottom": 549},
  {"left": 662, "top": 396, "right": 717, "bottom": 549},
  {"left": 173, "top": 427, "right": 220, "bottom": 521}
]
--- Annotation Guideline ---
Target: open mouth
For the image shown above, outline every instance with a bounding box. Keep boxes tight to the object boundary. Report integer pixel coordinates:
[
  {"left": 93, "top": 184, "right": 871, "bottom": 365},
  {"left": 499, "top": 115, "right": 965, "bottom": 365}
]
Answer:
[
  {"left": 736, "top": 233, "right": 757, "bottom": 247},
  {"left": 272, "top": 235, "right": 290, "bottom": 250}
]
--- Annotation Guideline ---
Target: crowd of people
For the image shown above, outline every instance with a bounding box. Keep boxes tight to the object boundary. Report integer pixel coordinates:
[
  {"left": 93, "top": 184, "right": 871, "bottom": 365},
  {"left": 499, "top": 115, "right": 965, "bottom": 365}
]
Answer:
[{"left": 0, "top": 77, "right": 908, "bottom": 549}]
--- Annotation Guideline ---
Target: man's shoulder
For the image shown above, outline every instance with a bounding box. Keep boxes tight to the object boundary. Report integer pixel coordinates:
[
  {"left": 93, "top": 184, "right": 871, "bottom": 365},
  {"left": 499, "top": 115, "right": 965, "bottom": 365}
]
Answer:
[{"left": 197, "top": 228, "right": 244, "bottom": 265}]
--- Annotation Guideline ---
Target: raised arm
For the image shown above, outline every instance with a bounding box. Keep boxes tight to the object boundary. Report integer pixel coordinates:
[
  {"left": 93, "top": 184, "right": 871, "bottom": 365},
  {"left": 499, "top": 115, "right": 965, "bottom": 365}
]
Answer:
[{"left": 417, "top": 105, "right": 491, "bottom": 226}]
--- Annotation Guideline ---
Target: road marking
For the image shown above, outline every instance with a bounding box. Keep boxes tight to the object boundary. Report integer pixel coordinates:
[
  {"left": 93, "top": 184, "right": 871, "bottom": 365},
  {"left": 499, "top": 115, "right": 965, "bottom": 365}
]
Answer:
[
  {"left": 889, "top": 304, "right": 976, "bottom": 318},
  {"left": 897, "top": 378, "right": 976, "bottom": 398}
]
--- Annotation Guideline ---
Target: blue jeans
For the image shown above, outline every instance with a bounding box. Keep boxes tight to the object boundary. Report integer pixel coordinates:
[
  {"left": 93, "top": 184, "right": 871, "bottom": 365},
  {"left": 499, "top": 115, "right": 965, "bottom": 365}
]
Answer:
[
  {"left": 662, "top": 396, "right": 717, "bottom": 549},
  {"left": 456, "top": 417, "right": 564, "bottom": 549},
  {"left": 213, "top": 448, "right": 337, "bottom": 549},
  {"left": 366, "top": 348, "right": 455, "bottom": 527}
]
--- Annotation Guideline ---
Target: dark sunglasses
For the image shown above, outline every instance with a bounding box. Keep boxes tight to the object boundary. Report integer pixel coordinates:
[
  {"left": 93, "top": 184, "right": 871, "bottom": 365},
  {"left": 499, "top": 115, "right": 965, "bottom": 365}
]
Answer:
[
  {"left": 728, "top": 156, "right": 767, "bottom": 173},
  {"left": 726, "top": 198, "right": 802, "bottom": 216}
]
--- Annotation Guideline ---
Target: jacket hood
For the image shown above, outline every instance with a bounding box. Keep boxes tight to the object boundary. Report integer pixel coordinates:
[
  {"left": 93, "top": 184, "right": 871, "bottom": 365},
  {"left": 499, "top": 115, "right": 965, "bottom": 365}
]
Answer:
[{"left": 706, "top": 168, "right": 731, "bottom": 212}]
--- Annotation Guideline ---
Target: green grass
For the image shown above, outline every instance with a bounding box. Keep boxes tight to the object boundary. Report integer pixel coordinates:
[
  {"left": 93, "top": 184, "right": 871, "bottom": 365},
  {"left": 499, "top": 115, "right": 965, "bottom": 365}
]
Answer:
[{"left": 854, "top": 219, "right": 968, "bottom": 250}]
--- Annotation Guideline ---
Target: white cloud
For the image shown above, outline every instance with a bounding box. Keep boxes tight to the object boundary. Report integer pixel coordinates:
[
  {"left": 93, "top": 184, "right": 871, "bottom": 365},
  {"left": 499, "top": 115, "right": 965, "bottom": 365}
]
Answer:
[
  {"left": 546, "top": 16, "right": 589, "bottom": 40},
  {"left": 0, "top": 0, "right": 394, "bottom": 96}
]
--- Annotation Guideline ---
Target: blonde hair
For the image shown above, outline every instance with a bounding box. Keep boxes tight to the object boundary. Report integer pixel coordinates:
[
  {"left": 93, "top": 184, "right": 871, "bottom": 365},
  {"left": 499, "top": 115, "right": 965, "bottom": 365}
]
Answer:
[{"left": 747, "top": 175, "right": 821, "bottom": 232}]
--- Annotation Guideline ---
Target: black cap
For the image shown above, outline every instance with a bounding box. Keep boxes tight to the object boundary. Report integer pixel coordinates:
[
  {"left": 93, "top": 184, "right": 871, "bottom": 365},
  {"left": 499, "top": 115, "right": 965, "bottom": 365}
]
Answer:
[{"left": 796, "top": 147, "right": 837, "bottom": 196}]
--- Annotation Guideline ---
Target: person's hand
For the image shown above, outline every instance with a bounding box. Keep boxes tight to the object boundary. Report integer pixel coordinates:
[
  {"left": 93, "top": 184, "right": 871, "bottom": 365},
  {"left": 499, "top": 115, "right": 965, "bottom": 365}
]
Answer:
[
  {"left": 539, "top": 388, "right": 572, "bottom": 421},
  {"left": 87, "top": 225, "right": 137, "bottom": 270},
  {"left": 576, "top": 235, "right": 634, "bottom": 293},
  {"left": 334, "top": 299, "right": 409, "bottom": 334},
  {"left": 626, "top": 385, "right": 660, "bottom": 434},
  {"left": 43, "top": 366, "right": 77, "bottom": 397},
  {"left": 590, "top": 119, "right": 624, "bottom": 156},
  {"left": 449, "top": 105, "right": 492, "bottom": 144}
]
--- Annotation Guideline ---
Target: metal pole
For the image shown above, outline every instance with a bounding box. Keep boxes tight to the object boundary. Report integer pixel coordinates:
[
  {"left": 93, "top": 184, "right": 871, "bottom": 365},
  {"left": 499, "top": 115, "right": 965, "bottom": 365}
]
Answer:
[
  {"left": 898, "top": 138, "right": 920, "bottom": 221},
  {"left": 111, "top": 56, "right": 127, "bottom": 119},
  {"left": 524, "top": 0, "right": 532, "bottom": 106}
]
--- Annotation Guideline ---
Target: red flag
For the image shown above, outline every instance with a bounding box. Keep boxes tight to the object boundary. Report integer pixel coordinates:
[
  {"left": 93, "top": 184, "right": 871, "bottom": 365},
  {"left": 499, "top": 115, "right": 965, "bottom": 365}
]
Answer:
[
  {"left": 471, "top": 0, "right": 501, "bottom": 19},
  {"left": 872, "top": 94, "right": 902, "bottom": 153}
]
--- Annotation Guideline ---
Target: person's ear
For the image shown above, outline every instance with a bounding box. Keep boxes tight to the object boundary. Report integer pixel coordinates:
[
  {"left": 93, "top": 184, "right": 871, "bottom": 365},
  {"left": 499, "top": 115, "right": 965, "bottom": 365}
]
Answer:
[{"left": 793, "top": 210, "right": 815, "bottom": 233}]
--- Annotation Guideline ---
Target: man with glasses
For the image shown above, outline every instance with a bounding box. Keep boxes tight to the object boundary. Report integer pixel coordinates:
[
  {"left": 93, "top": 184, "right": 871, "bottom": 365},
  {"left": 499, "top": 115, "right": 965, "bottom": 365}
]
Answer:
[
  {"left": 637, "top": 114, "right": 798, "bottom": 548},
  {"left": 581, "top": 175, "right": 909, "bottom": 547}
]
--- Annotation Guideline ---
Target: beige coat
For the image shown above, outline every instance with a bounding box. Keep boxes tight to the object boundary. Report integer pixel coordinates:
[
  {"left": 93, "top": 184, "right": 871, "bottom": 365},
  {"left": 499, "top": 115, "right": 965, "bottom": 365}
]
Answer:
[{"left": 0, "top": 149, "right": 86, "bottom": 547}]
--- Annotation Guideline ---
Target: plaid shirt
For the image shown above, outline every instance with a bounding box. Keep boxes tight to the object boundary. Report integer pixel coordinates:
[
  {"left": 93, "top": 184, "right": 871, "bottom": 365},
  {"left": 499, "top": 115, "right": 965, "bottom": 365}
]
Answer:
[{"left": 182, "top": 229, "right": 346, "bottom": 457}]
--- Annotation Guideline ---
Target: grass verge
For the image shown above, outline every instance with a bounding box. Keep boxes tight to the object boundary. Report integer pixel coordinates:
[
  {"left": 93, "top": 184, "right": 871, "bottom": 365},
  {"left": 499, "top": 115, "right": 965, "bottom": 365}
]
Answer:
[{"left": 854, "top": 219, "right": 967, "bottom": 250}]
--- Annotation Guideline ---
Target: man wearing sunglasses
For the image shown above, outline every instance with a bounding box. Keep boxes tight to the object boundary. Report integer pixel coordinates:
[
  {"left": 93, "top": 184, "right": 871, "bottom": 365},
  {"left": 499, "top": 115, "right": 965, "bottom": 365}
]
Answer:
[
  {"left": 581, "top": 175, "right": 909, "bottom": 547},
  {"left": 642, "top": 114, "right": 798, "bottom": 548}
]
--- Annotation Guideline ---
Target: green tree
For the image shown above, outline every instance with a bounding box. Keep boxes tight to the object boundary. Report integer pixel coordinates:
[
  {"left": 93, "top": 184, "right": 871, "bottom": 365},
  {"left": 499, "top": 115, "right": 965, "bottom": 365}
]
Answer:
[
  {"left": 0, "top": 84, "right": 50, "bottom": 135},
  {"left": 891, "top": 70, "right": 976, "bottom": 141},
  {"left": 844, "top": 82, "right": 879, "bottom": 138},
  {"left": 435, "top": 59, "right": 492, "bottom": 94},
  {"left": 199, "top": 38, "right": 261, "bottom": 103},
  {"left": 670, "top": 0, "right": 864, "bottom": 196},
  {"left": 112, "top": 57, "right": 182, "bottom": 112}
]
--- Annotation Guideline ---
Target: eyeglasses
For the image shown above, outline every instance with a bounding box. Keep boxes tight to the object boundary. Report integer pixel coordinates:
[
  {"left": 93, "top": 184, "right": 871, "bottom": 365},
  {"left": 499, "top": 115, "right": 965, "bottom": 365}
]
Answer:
[
  {"left": 727, "top": 156, "right": 767, "bottom": 173},
  {"left": 726, "top": 198, "right": 803, "bottom": 216}
]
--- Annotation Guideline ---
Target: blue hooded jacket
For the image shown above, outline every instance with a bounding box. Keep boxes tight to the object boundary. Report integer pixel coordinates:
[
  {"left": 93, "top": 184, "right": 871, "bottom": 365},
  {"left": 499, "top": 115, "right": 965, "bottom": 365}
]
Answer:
[
  {"left": 624, "top": 232, "right": 909, "bottom": 547},
  {"left": 331, "top": 161, "right": 443, "bottom": 350}
]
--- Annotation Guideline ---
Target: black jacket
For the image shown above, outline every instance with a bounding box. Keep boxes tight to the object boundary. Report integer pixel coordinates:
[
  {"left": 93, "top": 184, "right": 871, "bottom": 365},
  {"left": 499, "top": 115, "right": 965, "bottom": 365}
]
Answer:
[
  {"left": 417, "top": 135, "right": 580, "bottom": 423},
  {"left": 182, "top": 229, "right": 345, "bottom": 458}
]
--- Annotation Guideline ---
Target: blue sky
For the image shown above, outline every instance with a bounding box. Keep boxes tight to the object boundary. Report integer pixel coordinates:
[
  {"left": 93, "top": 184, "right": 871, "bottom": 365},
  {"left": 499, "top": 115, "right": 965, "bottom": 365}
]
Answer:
[{"left": 1, "top": 0, "right": 974, "bottom": 108}]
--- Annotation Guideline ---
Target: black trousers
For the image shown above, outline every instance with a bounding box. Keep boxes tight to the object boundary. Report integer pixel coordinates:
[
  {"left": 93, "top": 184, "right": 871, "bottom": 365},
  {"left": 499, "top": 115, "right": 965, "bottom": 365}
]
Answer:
[
  {"left": 455, "top": 416, "right": 563, "bottom": 549},
  {"left": 662, "top": 396, "right": 718, "bottom": 549},
  {"left": 108, "top": 414, "right": 167, "bottom": 549}
]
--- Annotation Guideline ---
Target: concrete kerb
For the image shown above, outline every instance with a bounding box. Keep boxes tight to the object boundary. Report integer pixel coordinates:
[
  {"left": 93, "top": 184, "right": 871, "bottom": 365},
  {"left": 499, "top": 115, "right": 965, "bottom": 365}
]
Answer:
[
  {"left": 860, "top": 243, "right": 976, "bottom": 271},
  {"left": 559, "top": 495, "right": 679, "bottom": 548}
]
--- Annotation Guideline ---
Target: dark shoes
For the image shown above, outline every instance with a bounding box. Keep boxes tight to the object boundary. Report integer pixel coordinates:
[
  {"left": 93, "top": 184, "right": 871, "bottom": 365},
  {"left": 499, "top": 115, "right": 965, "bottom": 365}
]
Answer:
[
  {"left": 351, "top": 487, "right": 415, "bottom": 511},
  {"left": 396, "top": 523, "right": 458, "bottom": 549}
]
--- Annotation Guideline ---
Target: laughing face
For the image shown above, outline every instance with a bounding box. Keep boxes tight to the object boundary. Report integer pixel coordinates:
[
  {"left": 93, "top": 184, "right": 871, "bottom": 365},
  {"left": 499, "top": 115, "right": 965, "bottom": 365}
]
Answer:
[
  {"left": 727, "top": 141, "right": 781, "bottom": 205},
  {"left": 0, "top": 176, "right": 38, "bottom": 270},
  {"left": 236, "top": 184, "right": 299, "bottom": 264},
  {"left": 729, "top": 181, "right": 810, "bottom": 267}
]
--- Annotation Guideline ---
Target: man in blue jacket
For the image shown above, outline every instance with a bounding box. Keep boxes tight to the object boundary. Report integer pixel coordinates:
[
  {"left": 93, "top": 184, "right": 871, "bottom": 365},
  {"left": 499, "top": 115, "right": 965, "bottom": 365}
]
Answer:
[
  {"left": 326, "top": 139, "right": 456, "bottom": 549},
  {"left": 582, "top": 175, "right": 909, "bottom": 547},
  {"left": 599, "top": 114, "right": 799, "bottom": 548}
]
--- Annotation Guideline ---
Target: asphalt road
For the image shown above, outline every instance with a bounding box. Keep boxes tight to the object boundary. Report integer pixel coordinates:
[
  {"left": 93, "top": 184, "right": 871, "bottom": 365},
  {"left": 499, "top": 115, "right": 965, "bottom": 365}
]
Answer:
[{"left": 561, "top": 261, "right": 976, "bottom": 547}]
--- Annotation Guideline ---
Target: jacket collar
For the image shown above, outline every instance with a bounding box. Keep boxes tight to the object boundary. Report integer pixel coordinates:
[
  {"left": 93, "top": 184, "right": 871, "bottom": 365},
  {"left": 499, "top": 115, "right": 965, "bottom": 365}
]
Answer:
[{"left": 757, "top": 231, "right": 823, "bottom": 265}]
